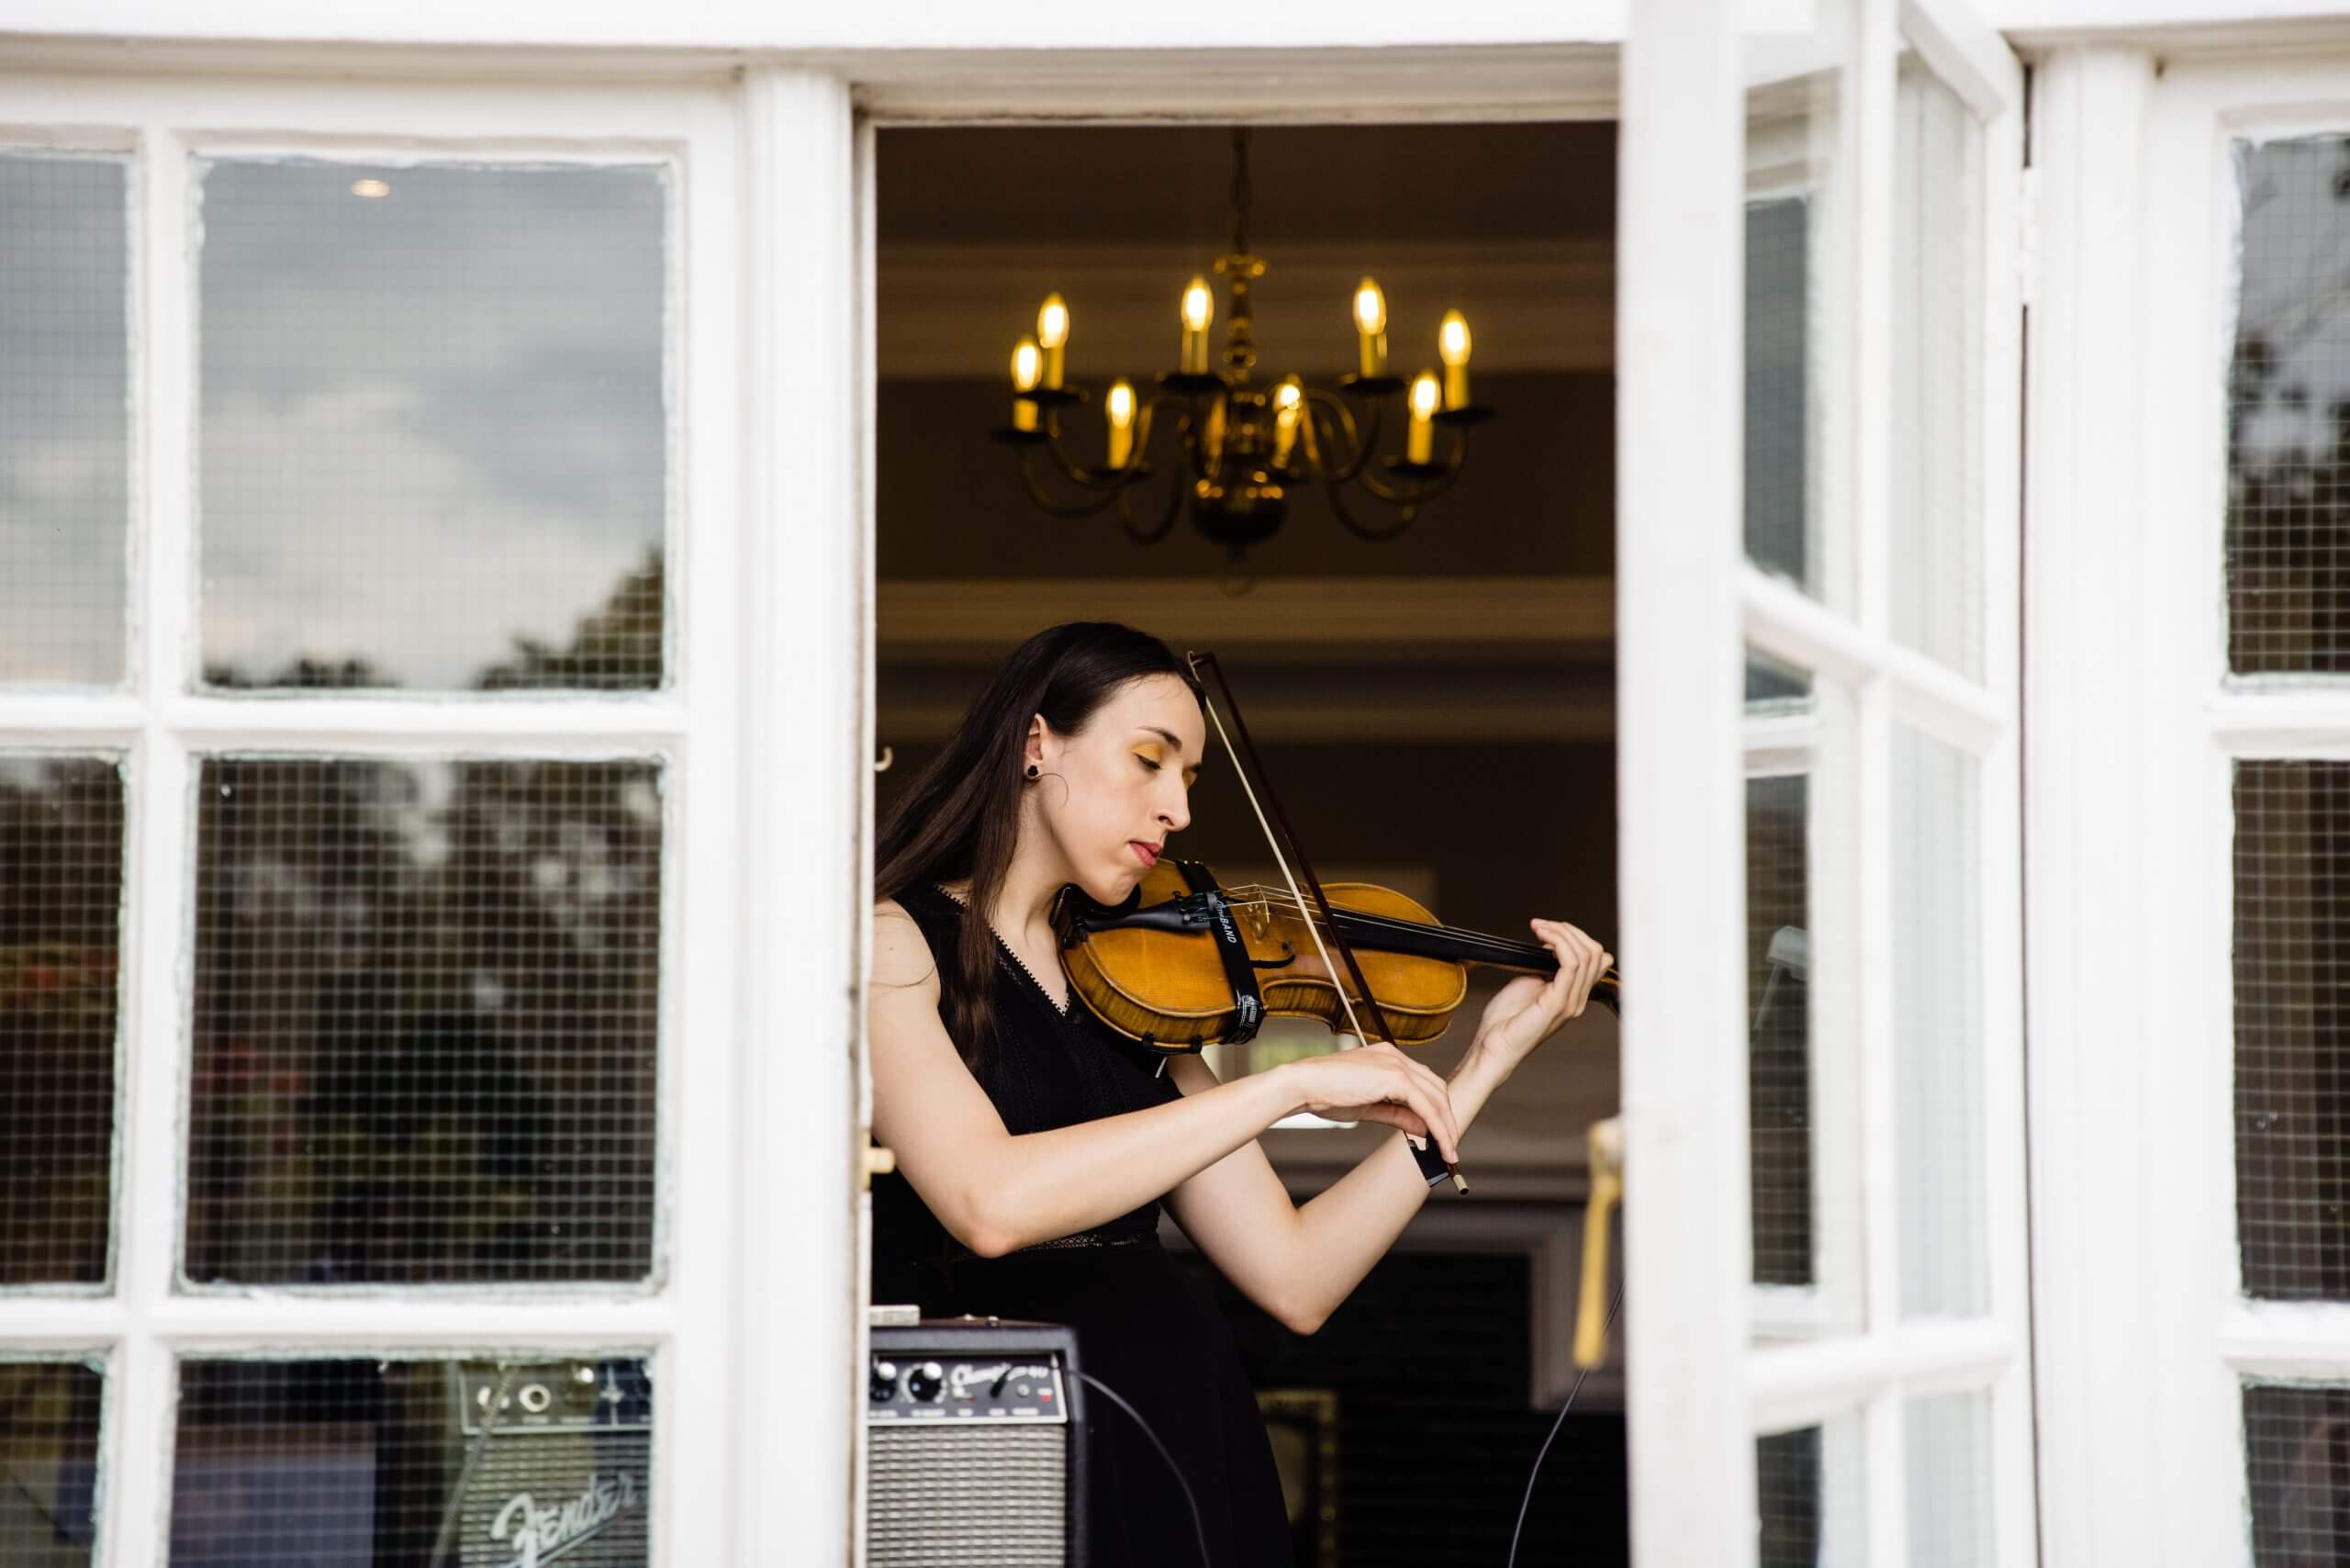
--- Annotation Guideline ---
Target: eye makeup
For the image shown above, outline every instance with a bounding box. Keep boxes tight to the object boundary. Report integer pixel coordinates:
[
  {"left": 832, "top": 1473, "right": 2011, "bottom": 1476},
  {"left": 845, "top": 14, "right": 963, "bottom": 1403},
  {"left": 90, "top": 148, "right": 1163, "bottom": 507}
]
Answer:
[{"left": 1134, "top": 744, "right": 1199, "bottom": 788}]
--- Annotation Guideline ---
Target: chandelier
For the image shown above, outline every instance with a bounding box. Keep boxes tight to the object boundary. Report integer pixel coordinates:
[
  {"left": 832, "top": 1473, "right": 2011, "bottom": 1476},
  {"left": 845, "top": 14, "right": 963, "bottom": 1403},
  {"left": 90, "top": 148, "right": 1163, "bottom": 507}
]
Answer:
[{"left": 992, "top": 128, "right": 1494, "bottom": 559}]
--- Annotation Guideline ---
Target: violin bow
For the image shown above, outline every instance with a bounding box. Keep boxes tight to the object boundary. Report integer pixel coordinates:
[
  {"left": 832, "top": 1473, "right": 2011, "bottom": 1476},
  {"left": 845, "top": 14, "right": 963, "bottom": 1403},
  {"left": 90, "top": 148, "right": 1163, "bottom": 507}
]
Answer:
[{"left": 1185, "top": 651, "right": 1469, "bottom": 1193}]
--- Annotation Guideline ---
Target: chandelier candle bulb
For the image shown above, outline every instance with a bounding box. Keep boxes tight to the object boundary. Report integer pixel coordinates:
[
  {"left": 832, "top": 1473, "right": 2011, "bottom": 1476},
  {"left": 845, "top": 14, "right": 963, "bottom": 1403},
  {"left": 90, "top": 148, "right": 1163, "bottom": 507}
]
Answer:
[
  {"left": 1036, "top": 293, "right": 1069, "bottom": 389},
  {"left": 1106, "top": 378, "right": 1136, "bottom": 467},
  {"left": 1181, "top": 275, "right": 1214, "bottom": 375},
  {"left": 1406, "top": 370, "right": 1440, "bottom": 464},
  {"left": 1438, "top": 309, "right": 1472, "bottom": 409},
  {"left": 1271, "top": 377, "right": 1303, "bottom": 468},
  {"left": 1353, "top": 277, "right": 1390, "bottom": 378},
  {"left": 1011, "top": 334, "right": 1043, "bottom": 433}
]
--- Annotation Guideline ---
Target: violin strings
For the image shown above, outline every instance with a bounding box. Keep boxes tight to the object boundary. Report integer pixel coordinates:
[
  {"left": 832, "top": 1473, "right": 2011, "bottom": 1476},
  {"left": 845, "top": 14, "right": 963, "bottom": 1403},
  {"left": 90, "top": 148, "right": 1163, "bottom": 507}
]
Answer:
[
  {"left": 1217, "top": 884, "right": 1552, "bottom": 959},
  {"left": 1189, "top": 673, "right": 1385, "bottom": 1048}
]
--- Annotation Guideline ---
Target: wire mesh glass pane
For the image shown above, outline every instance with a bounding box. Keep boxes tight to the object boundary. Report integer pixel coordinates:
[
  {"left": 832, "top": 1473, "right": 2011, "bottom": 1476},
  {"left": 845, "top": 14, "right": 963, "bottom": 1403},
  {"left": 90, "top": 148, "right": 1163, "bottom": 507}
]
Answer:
[
  {"left": 1744, "top": 0, "right": 1851, "bottom": 606},
  {"left": 2225, "top": 135, "right": 2350, "bottom": 678},
  {"left": 2244, "top": 1382, "right": 2350, "bottom": 1563},
  {"left": 2235, "top": 759, "right": 2350, "bottom": 1298},
  {"left": 1, "top": 151, "right": 130, "bottom": 688},
  {"left": 194, "top": 157, "right": 669, "bottom": 692},
  {"left": 171, "top": 1356, "right": 651, "bottom": 1566},
  {"left": 0, "top": 1360, "right": 104, "bottom": 1564},
  {"left": 1758, "top": 1417, "right": 1861, "bottom": 1566},
  {"left": 1894, "top": 724, "right": 1986, "bottom": 1316},
  {"left": 0, "top": 755, "right": 125, "bottom": 1287},
  {"left": 1889, "top": 52, "right": 1985, "bottom": 679},
  {"left": 1907, "top": 1389, "right": 1991, "bottom": 1568},
  {"left": 184, "top": 757, "right": 663, "bottom": 1285},
  {"left": 1749, "top": 770, "right": 1815, "bottom": 1287}
]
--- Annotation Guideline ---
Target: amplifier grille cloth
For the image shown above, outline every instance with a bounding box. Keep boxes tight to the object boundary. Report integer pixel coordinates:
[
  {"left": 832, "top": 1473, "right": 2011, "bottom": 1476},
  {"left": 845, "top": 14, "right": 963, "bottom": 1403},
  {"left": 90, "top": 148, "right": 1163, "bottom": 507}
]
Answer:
[{"left": 868, "top": 1423, "right": 1067, "bottom": 1566}]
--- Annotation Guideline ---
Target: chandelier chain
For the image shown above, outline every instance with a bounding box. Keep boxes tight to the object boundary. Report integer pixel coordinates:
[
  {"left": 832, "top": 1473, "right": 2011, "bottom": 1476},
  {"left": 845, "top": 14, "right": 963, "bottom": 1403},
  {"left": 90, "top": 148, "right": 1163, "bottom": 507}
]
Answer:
[{"left": 1229, "top": 128, "right": 1252, "bottom": 256}]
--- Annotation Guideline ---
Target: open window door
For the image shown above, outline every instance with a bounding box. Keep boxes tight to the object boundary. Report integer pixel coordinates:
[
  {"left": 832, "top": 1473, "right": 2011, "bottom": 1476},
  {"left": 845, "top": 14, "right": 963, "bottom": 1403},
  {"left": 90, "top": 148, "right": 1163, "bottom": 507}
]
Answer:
[{"left": 1617, "top": 0, "right": 2031, "bottom": 1562}]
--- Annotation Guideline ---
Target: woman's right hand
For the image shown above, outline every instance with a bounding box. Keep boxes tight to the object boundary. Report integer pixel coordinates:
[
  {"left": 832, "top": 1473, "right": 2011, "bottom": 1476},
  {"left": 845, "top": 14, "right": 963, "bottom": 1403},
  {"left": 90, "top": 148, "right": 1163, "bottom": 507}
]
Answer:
[{"left": 1274, "top": 1041, "right": 1461, "bottom": 1165}]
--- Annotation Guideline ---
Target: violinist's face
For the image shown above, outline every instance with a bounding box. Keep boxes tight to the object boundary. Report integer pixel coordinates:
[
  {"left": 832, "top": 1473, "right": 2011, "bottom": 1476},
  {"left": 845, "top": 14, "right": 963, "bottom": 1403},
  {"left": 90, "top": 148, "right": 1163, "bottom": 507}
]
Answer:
[{"left": 1024, "top": 674, "right": 1203, "bottom": 904}]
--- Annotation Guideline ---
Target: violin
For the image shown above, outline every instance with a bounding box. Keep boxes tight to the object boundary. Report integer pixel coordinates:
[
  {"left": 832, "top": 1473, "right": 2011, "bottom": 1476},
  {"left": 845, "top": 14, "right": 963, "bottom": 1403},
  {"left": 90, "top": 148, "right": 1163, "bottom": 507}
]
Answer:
[
  {"left": 1051, "top": 650, "right": 1617, "bottom": 1194},
  {"left": 1054, "top": 857, "right": 1620, "bottom": 1057}
]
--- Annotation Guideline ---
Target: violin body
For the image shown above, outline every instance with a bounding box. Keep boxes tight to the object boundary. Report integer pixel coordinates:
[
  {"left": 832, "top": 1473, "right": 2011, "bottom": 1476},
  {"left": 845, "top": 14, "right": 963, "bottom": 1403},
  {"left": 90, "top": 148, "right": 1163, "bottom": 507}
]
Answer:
[{"left": 1055, "top": 857, "right": 1619, "bottom": 1057}]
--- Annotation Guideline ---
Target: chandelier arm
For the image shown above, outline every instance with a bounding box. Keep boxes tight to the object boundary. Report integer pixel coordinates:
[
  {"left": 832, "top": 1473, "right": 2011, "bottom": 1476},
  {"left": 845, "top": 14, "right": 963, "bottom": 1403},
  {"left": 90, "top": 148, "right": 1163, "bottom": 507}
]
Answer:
[
  {"left": 1350, "top": 430, "right": 1469, "bottom": 507},
  {"left": 1319, "top": 467, "right": 1422, "bottom": 543},
  {"left": 1014, "top": 441, "right": 1128, "bottom": 521},
  {"left": 1302, "top": 389, "right": 1380, "bottom": 484},
  {"left": 1117, "top": 462, "right": 1184, "bottom": 544},
  {"left": 1039, "top": 415, "right": 1136, "bottom": 493}
]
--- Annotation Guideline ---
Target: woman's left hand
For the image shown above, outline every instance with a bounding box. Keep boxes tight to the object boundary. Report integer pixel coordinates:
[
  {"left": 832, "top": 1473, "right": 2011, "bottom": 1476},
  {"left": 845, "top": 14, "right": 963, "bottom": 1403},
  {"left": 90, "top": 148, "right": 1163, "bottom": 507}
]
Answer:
[{"left": 1470, "top": 918, "right": 1612, "bottom": 1076}]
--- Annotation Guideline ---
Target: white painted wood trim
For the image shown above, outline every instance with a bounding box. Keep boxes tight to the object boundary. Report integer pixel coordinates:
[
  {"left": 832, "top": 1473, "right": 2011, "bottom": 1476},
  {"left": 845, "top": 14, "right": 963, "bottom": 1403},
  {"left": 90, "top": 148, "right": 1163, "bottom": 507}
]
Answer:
[
  {"left": 1620, "top": 4, "right": 1758, "bottom": 1564},
  {"left": 2025, "top": 42, "right": 2253, "bottom": 1568},
  {"left": 1751, "top": 1316, "right": 2017, "bottom": 1434},
  {"left": 1742, "top": 568, "right": 2009, "bottom": 753},
  {"left": 0, "top": 70, "right": 755, "bottom": 1568},
  {"left": 735, "top": 65, "right": 863, "bottom": 1568},
  {"left": 851, "top": 106, "right": 882, "bottom": 1568}
]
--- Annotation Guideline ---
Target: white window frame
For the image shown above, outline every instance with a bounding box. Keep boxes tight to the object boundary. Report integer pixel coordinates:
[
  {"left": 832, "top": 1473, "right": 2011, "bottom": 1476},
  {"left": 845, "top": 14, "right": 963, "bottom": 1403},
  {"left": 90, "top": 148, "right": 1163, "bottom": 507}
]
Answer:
[
  {"left": 0, "top": 7, "right": 2071, "bottom": 1562},
  {"left": 1622, "top": 1, "right": 2034, "bottom": 1563},
  {"left": 2029, "top": 39, "right": 2350, "bottom": 1568},
  {"left": 0, "top": 65, "right": 875, "bottom": 1568}
]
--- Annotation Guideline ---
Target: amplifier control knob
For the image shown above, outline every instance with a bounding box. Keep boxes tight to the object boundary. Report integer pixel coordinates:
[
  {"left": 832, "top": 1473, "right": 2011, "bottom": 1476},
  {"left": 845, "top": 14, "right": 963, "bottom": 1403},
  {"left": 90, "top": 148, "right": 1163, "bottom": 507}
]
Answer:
[
  {"left": 869, "top": 1360, "right": 901, "bottom": 1403},
  {"left": 906, "top": 1361, "right": 945, "bottom": 1403}
]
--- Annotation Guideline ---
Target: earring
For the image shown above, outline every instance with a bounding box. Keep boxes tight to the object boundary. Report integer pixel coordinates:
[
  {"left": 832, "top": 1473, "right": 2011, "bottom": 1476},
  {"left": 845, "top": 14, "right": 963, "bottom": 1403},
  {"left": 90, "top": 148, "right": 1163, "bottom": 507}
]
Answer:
[{"left": 1025, "top": 764, "right": 1039, "bottom": 778}]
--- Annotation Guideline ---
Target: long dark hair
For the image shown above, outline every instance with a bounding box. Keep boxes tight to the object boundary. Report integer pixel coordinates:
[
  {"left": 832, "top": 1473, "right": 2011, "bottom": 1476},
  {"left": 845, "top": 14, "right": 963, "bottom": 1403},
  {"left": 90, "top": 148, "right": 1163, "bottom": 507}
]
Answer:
[{"left": 875, "top": 622, "right": 1202, "bottom": 1069}]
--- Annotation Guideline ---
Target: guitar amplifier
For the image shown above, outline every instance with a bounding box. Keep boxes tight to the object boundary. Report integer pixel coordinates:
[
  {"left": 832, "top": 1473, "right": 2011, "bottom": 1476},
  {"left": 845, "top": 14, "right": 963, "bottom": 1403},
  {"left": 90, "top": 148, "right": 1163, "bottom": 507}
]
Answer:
[
  {"left": 443, "top": 1358, "right": 653, "bottom": 1568},
  {"left": 866, "top": 1317, "right": 1089, "bottom": 1567}
]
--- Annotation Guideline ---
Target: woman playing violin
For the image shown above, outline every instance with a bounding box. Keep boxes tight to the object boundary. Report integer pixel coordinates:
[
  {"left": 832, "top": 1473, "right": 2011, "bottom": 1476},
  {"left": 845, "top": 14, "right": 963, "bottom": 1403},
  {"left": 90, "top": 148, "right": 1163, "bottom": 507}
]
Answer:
[{"left": 867, "top": 621, "right": 1613, "bottom": 1568}]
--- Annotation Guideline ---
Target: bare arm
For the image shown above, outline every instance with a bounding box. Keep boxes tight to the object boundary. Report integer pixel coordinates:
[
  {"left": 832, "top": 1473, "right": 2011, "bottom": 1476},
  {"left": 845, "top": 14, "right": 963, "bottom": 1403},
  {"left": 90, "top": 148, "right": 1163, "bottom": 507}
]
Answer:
[
  {"left": 869, "top": 901, "right": 1326, "bottom": 1258},
  {"left": 1161, "top": 917, "right": 1609, "bottom": 1334},
  {"left": 1159, "top": 1046, "right": 1514, "bottom": 1335}
]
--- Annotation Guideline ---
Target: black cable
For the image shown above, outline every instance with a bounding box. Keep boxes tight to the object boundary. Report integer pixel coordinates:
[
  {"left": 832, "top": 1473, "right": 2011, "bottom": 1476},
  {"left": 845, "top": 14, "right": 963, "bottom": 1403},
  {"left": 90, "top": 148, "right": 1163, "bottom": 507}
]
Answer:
[
  {"left": 1075, "top": 1369, "right": 1212, "bottom": 1568},
  {"left": 1506, "top": 1279, "right": 1624, "bottom": 1568}
]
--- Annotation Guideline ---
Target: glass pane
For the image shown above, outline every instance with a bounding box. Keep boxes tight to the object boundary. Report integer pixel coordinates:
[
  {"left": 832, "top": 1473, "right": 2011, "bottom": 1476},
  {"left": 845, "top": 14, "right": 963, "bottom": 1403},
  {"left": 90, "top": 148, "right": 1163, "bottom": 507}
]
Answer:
[
  {"left": 1745, "top": 0, "right": 1852, "bottom": 604},
  {"left": 185, "top": 757, "right": 663, "bottom": 1285},
  {"left": 1757, "top": 1417, "right": 1861, "bottom": 1566},
  {"left": 1906, "top": 1389, "right": 1991, "bottom": 1568},
  {"left": 2227, "top": 135, "right": 2350, "bottom": 678},
  {"left": 1889, "top": 52, "right": 1985, "bottom": 679},
  {"left": 2244, "top": 1382, "right": 2350, "bottom": 1563},
  {"left": 2235, "top": 760, "right": 2350, "bottom": 1298},
  {"left": 195, "top": 157, "right": 669, "bottom": 692},
  {"left": 171, "top": 1356, "right": 650, "bottom": 1566},
  {"left": 1893, "top": 725, "right": 1986, "bottom": 1316},
  {"left": 1, "top": 151, "right": 130, "bottom": 687},
  {"left": 1749, "top": 769, "right": 1814, "bottom": 1287},
  {"left": 0, "top": 1361, "right": 104, "bottom": 1564},
  {"left": 0, "top": 756, "right": 125, "bottom": 1286}
]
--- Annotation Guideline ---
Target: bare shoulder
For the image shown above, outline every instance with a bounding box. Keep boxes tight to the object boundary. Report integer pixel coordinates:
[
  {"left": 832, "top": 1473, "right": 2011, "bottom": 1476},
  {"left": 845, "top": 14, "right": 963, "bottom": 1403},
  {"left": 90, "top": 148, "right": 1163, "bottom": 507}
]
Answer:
[{"left": 871, "top": 896, "right": 942, "bottom": 1002}]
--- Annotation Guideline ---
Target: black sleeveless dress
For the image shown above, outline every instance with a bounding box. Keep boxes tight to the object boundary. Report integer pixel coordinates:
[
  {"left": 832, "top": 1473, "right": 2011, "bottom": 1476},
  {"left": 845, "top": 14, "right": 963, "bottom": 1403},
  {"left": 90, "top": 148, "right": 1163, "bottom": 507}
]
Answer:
[{"left": 871, "top": 881, "right": 1293, "bottom": 1567}]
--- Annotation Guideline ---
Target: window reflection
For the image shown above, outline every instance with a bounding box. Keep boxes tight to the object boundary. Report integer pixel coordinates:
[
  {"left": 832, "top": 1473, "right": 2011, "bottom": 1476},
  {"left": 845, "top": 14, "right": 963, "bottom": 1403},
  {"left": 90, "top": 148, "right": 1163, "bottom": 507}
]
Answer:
[
  {"left": 194, "top": 158, "right": 669, "bottom": 692},
  {"left": 2229, "top": 136, "right": 2350, "bottom": 677},
  {"left": 0, "top": 152, "right": 130, "bottom": 688},
  {"left": 0, "top": 1361, "right": 103, "bottom": 1565},
  {"left": 0, "top": 756, "right": 124, "bottom": 1286},
  {"left": 172, "top": 1357, "right": 651, "bottom": 1568},
  {"left": 185, "top": 757, "right": 663, "bottom": 1285}
]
